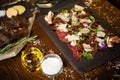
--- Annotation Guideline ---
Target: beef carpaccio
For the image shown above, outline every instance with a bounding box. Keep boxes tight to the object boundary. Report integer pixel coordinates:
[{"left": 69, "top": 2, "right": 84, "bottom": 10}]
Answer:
[{"left": 45, "top": 4, "right": 120, "bottom": 60}]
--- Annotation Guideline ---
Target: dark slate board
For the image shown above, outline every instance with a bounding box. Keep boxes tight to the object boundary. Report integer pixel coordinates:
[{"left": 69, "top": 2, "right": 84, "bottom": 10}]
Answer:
[
  {"left": 0, "top": 1, "right": 33, "bottom": 21},
  {"left": 37, "top": 0, "right": 120, "bottom": 73}
]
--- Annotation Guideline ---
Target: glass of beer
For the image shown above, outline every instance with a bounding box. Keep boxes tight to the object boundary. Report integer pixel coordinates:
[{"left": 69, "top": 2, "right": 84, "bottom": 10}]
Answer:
[{"left": 21, "top": 47, "right": 43, "bottom": 72}]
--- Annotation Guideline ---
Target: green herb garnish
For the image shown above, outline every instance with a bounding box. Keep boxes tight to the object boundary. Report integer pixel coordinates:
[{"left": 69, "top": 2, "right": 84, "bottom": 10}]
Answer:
[
  {"left": 0, "top": 36, "right": 37, "bottom": 54},
  {"left": 89, "top": 16, "right": 95, "bottom": 27},
  {"left": 68, "top": 28, "right": 78, "bottom": 34},
  {"left": 61, "top": 9, "right": 68, "bottom": 13},
  {"left": 71, "top": 22, "right": 80, "bottom": 26},
  {"left": 71, "top": 8, "right": 75, "bottom": 12},
  {"left": 82, "top": 51, "right": 93, "bottom": 60},
  {"left": 55, "top": 23, "right": 60, "bottom": 27}
]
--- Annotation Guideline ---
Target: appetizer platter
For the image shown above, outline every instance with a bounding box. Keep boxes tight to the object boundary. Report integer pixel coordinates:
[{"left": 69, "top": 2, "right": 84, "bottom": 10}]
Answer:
[
  {"left": 0, "top": 1, "right": 37, "bottom": 61},
  {"left": 37, "top": 0, "right": 120, "bottom": 73}
]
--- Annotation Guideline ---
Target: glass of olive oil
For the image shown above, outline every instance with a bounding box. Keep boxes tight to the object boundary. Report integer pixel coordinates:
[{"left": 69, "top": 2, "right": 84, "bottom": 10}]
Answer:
[{"left": 21, "top": 47, "right": 43, "bottom": 72}]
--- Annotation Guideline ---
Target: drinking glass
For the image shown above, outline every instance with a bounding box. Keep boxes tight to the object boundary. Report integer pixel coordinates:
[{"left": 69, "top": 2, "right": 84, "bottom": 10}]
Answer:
[
  {"left": 41, "top": 53, "right": 63, "bottom": 80},
  {"left": 21, "top": 47, "right": 43, "bottom": 72},
  {"left": 36, "top": 0, "right": 61, "bottom": 8}
]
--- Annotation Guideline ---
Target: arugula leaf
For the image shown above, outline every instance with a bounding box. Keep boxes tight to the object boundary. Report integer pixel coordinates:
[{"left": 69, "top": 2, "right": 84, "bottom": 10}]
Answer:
[
  {"left": 71, "top": 22, "right": 80, "bottom": 26},
  {"left": 71, "top": 8, "right": 75, "bottom": 12},
  {"left": 82, "top": 51, "right": 93, "bottom": 60},
  {"left": 61, "top": 9, "right": 68, "bottom": 13},
  {"left": 68, "top": 28, "right": 78, "bottom": 34},
  {"left": 76, "top": 37, "right": 85, "bottom": 46},
  {"left": 89, "top": 16, "right": 95, "bottom": 27},
  {"left": 55, "top": 23, "right": 60, "bottom": 27}
]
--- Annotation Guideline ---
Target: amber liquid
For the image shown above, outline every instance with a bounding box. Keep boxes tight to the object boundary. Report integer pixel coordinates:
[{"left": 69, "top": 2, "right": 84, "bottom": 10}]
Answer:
[{"left": 21, "top": 47, "right": 43, "bottom": 72}]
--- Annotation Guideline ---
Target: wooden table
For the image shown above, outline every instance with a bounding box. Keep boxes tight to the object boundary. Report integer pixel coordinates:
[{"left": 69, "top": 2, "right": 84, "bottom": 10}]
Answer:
[{"left": 0, "top": 0, "right": 120, "bottom": 80}]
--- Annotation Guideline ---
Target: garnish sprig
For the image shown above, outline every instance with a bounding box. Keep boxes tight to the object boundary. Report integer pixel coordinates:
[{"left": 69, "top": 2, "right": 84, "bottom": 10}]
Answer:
[{"left": 0, "top": 36, "right": 37, "bottom": 54}]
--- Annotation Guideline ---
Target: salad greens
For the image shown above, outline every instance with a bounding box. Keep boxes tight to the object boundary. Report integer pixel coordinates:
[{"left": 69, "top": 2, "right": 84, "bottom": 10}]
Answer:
[
  {"left": 83, "top": 51, "right": 93, "bottom": 60},
  {"left": 45, "top": 4, "right": 115, "bottom": 60}
]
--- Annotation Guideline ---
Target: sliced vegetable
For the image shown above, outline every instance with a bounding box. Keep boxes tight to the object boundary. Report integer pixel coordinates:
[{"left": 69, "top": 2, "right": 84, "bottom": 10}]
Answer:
[
  {"left": 12, "top": 5, "right": 26, "bottom": 15},
  {"left": 6, "top": 8, "right": 18, "bottom": 18}
]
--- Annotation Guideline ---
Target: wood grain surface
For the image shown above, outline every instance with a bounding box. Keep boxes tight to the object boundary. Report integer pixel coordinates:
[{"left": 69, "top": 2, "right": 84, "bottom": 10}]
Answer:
[{"left": 0, "top": 0, "right": 120, "bottom": 80}]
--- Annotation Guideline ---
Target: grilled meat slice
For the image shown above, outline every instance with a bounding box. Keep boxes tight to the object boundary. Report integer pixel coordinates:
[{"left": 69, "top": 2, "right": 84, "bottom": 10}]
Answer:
[{"left": 0, "top": 16, "right": 29, "bottom": 48}]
